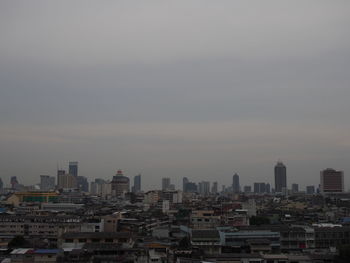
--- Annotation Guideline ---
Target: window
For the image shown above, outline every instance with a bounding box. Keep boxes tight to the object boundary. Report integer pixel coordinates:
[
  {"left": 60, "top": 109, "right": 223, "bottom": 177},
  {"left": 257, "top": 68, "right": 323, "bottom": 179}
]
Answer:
[
  {"left": 78, "top": 239, "right": 87, "bottom": 243},
  {"left": 65, "top": 239, "right": 73, "bottom": 243},
  {"left": 105, "top": 238, "right": 113, "bottom": 243}
]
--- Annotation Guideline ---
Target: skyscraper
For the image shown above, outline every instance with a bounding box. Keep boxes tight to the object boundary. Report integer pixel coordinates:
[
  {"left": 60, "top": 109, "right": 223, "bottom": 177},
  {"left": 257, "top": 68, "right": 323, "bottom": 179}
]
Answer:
[
  {"left": 198, "top": 181, "right": 210, "bottom": 196},
  {"left": 183, "top": 177, "right": 189, "bottom": 192},
  {"left": 274, "top": 161, "right": 287, "bottom": 193},
  {"left": 0, "top": 178, "right": 3, "bottom": 190},
  {"left": 162, "top": 177, "right": 171, "bottom": 191},
  {"left": 111, "top": 170, "right": 130, "bottom": 197},
  {"left": 69, "top": 161, "right": 78, "bottom": 177},
  {"left": 77, "top": 176, "right": 89, "bottom": 192},
  {"left": 211, "top": 181, "right": 218, "bottom": 194},
  {"left": 292, "top": 183, "right": 299, "bottom": 193},
  {"left": 133, "top": 174, "right": 141, "bottom": 193},
  {"left": 232, "top": 173, "right": 240, "bottom": 193},
  {"left": 320, "top": 168, "right": 344, "bottom": 193}
]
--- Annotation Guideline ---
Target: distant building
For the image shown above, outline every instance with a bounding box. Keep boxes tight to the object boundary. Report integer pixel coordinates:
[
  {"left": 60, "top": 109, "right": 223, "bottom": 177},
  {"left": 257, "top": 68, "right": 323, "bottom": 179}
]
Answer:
[
  {"left": 306, "top": 185, "right": 315, "bottom": 195},
  {"left": 183, "top": 177, "right": 189, "bottom": 192},
  {"left": 10, "top": 176, "right": 19, "bottom": 189},
  {"left": 162, "top": 177, "right": 171, "bottom": 191},
  {"left": 0, "top": 178, "right": 3, "bottom": 190},
  {"left": 77, "top": 176, "right": 89, "bottom": 192},
  {"left": 132, "top": 174, "right": 141, "bottom": 193},
  {"left": 274, "top": 161, "right": 287, "bottom": 193},
  {"left": 254, "top": 183, "right": 267, "bottom": 194},
  {"left": 292, "top": 183, "right": 299, "bottom": 194},
  {"left": 211, "top": 182, "right": 218, "bottom": 194},
  {"left": 90, "top": 179, "right": 111, "bottom": 198},
  {"left": 320, "top": 168, "right": 344, "bottom": 194},
  {"left": 40, "top": 175, "right": 55, "bottom": 191},
  {"left": 266, "top": 183, "right": 271, "bottom": 193},
  {"left": 111, "top": 170, "right": 130, "bottom": 197},
  {"left": 232, "top": 173, "right": 240, "bottom": 193},
  {"left": 185, "top": 182, "right": 198, "bottom": 193},
  {"left": 244, "top": 186, "right": 252, "bottom": 193},
  {"left": 68, "top": 162, "right": 78, "bottom": 177},
  {"left": 198, "top": 181, "right": 210, "bottom": 196},
  {"left": 57, "top": 173, "right": 77, "bottom": 189}
]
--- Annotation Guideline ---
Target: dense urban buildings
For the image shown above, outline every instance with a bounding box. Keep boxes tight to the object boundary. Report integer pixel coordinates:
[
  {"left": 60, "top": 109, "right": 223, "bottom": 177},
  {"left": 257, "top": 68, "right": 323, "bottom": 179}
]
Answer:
[
  {"left": 274, "top": 161, "right": 287, "bottom": 193},
  {"left": 320, "top": 168, "right": 344, "bottom": 194},
  {"left": 0, "top": 162, "right": 348, "bottom": 263}
]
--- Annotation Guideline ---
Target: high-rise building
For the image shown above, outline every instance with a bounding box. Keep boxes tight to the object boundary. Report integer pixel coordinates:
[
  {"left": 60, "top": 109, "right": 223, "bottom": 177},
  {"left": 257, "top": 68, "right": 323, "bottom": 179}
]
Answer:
[
  {"left": 254, "top": 183, "right": 267, "bottom": 194},
  {"left": 69, "top": 162, "right": 78, "bottom": 177},
  {"left": 232, "top": 173, "right": 240, "bottom": 193},
  {"left": 162, "top": 177, "right": 171, "bottom": 191},
  {"left": 77, "top": 176, "right": 89, "bottom": 192},
  {"left": 274, "top": 161, "right": 287, "bottom": 193},
  {"left": 0, "top": 178, "right": 3, "bottom": 190},
  {"left": 306, "top": 185, "right": 315, "bottom": 195},
  {"left": 244, "top": 185, "right": 252, "bottom": 193},
  {"left": 292, "top": 183, "right": 299, "bottom": 194},
  {"left": 211, "top": 182, "right": 218, "bottom": 194},
  {"left": 40, "top": 175, "right": 55, "bottom": 191},
  {"left": 183, "top": 177, "right": 189, "bottom": 192},
  {"left": 266, "top": 183, "right": 271, "bottom": 193},
  {"left": 57, "top": 173, "right": 77, "bottom": 189},
  {"left": 111, "top": 170, "right": 130, "bottom": 197},
  {"left": 320, "top": 168, "right": 344, "bottom": 194},
  {"left": 186, "top": 182, "right": 198, "bottom": 193},
  {"left": 132, "top": 174, "right": 141, "bottom": 193},
  {"left": 198, "top": 181, "right": 210, "bottom": 196}
]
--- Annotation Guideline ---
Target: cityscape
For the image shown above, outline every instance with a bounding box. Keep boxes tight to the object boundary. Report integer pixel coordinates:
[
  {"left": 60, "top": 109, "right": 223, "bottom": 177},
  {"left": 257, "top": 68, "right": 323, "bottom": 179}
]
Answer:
[
  {"left": 0, "top": 161, "right": 349, "bottom": 262},
  {"left": 1, "top": 1, "right": 350, "bottom": 263}
]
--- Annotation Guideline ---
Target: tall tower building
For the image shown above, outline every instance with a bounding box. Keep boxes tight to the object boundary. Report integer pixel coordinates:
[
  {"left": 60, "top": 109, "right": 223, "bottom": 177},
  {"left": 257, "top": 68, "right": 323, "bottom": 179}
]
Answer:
[
  {"left": 232, "top": 173, "right": 240, "bottom": 193},
  {"left": 162, "top": 177, "right": 171, "bottom": 191},
  {"left": 274, "top": 161, "right": 287, "bottom": 193},
  {"left": 320, "top": 168, "right": 344, "bottom": 194},
  {"left": 133, "top": 174, "right": 141, "bottom": 193},
  {"left": 111, "top": 170, "right": 130, "bottom": 197},
  {"left": 69, "top": 162, "right": 78, "bottom": 177},
  {"left": 211, "top": 181, "right": 218, "bottom": 194},
  {"left": 183, "top": 177, "right": 189, "bottom": 192}
]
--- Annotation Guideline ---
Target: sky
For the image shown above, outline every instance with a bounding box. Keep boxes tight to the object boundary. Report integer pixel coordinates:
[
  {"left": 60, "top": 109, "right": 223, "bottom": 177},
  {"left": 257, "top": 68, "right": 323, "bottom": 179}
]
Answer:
[{"left": 1, "top": 0, "right": 350, "bottom": 191}]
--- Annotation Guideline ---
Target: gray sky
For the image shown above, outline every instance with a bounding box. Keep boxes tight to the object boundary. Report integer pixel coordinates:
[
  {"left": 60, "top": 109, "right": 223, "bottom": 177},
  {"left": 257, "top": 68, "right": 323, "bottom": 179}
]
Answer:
[{"left": 1, "top": 0, "right": 350, "bottom": 191}]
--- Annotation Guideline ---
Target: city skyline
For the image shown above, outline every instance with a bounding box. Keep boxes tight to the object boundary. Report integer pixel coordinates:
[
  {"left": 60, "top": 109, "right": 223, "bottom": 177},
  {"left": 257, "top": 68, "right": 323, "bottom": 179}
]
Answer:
[
  {"left": 0, "top": 160, "right": 347, "bottom": 192},
  {"left": 1, "top": 1, "right": 350, "bottom": 191}
]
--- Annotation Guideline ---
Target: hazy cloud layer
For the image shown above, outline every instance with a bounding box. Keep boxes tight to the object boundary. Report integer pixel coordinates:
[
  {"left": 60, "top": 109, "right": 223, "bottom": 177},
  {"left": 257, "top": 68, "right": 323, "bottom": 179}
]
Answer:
[{"left": 1, "top": 1, "right": 350, "bottom": 190}]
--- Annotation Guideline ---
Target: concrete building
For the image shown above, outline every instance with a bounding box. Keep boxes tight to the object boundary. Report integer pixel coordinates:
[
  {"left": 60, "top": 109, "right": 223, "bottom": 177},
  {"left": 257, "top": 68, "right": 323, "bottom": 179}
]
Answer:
[
  {"left": 232, "top": 173, "right": 240, "bottom": 193},
  {"left": 198, "top": 181, "right": 210, "bottom": 196},
  {"left": 111, "top": 170, "right": 130, "bottom": 197},
  {"left": 161, "top": 177, "right": 171, "bottom": 191},
  {"left": 320, "top": 168, "right": 344, "bottom": 194},
  {"left": 68, "top": 161, "right": 78, "bottom": 177},
  {"left": 132, "top": 174, "right": 141, "bottom": 193},
  {"left": 244, "top": 185, "right": 252, "bottom": 193},
  {"left": 306, "top": 185, "right": 315, "bottom": 195},
  {"left": 275, "top": 161, "right": 287, "bottom": 193},
  {"left": 292, "top": 183, "right": 299, "bottom": 194},
  {"left": 57, "top": 173, "right": 77, "bottom": 190},
  {"left": 211, "top": 181, "right": 218, "bottom": 194},
  {"left": 40, "top": 175, "right": 55, "bottom": 191}
]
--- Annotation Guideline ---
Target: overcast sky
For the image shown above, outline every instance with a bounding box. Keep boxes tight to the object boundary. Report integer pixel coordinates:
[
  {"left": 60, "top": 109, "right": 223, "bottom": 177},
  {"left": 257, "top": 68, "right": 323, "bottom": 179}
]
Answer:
[{"left": 1, "top": 0, "right": 350, "bottom": 190}]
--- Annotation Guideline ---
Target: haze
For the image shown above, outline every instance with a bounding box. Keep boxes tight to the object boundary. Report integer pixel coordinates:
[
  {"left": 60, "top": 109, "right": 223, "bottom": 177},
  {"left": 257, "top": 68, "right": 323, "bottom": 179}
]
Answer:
[{"left": 1, "top": 0, "right": 350, "bottom": 190}]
